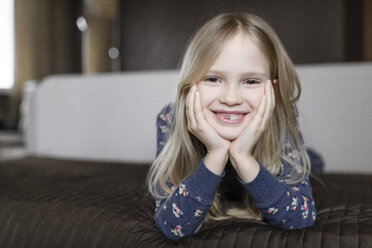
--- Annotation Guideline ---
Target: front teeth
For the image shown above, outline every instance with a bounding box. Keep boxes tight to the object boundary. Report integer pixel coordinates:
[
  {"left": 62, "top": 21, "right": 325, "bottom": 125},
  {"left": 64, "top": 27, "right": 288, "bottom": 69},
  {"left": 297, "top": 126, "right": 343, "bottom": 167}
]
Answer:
[{"left": 222, "top": 114, "right": 242, "bottom": 120}]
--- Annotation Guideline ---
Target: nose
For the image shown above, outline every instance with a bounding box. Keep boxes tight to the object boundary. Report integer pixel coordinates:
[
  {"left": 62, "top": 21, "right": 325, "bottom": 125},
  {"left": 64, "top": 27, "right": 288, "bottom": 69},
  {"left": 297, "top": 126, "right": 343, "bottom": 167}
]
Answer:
[{"left": 219, "top": 86, "right": 243, "bottom": 106}]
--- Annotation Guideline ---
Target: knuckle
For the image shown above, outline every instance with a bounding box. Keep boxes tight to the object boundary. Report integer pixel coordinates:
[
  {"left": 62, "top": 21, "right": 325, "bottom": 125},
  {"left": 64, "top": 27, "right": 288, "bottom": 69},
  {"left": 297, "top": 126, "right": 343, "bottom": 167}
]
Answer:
[
  {"left": 188, "top": 129, "right": 194, "bottom": 136},
  {"left": 193, "top": 125, "right": 201, "bottom": 132}
]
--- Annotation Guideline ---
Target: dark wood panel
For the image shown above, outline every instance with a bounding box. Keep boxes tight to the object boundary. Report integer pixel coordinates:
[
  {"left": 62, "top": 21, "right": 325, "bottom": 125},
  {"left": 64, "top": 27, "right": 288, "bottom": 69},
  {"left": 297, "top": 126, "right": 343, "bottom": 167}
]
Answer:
[
  {"left": 118, "top": 0, "right": 348, "bottom": 71},
  {"left": 345, "top": 0, "right": 364, "bottom": 61}
]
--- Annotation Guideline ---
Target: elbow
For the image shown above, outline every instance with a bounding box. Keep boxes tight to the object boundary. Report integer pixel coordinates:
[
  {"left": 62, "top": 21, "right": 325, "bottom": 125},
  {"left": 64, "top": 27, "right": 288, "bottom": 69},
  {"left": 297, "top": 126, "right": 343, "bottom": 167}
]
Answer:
[
  {"left": 155, "top": 216, "right": 182, "bottom": 241},
  {"left": 273, "top": 208, "right": 317, "bottom": 231},
  {"left": 300, "top": 208, "right": 317, "bottom": 229},
  {"left": 286, "top": 210, "right": 317, "bottom": 230},
  {"left": 296, "top": 215, "right": 316, "bottom": 229}
]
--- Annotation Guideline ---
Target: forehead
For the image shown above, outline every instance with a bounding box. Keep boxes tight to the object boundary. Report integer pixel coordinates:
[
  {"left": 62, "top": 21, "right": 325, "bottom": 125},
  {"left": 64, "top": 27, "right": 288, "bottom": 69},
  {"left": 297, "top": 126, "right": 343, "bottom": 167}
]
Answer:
[{"left": 208, "top": 32, "right": 270, "bottom": 77}]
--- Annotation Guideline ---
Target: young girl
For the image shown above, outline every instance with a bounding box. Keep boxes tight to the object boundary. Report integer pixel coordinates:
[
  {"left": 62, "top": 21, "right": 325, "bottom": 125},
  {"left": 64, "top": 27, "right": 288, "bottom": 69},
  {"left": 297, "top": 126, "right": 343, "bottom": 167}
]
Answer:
[{"left": 147, "top": 12, "right": 316, "bottom": 241}]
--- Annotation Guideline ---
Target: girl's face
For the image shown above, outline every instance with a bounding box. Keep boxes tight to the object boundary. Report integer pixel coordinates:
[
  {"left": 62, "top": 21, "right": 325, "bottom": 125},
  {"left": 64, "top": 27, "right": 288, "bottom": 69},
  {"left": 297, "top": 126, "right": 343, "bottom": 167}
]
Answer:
[{"left": 198, "top": 32, "right": 270, "bottom": 141}]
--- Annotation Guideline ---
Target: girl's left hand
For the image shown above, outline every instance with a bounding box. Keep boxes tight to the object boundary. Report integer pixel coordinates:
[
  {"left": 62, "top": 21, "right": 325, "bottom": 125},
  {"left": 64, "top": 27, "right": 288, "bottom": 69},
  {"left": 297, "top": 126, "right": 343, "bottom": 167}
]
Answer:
[{"left": 229, "top": 80, "right": 276, "bottom": 181}]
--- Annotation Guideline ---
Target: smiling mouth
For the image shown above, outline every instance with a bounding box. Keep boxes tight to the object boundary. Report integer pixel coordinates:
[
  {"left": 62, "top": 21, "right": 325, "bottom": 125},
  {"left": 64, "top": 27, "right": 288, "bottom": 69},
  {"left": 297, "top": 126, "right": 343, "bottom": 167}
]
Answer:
[
  {"left": 220, "top": 113, "right": 243, "bottom": 120},
  {"left": 213, "top": 112, "right": 247, "bottom": 124}
]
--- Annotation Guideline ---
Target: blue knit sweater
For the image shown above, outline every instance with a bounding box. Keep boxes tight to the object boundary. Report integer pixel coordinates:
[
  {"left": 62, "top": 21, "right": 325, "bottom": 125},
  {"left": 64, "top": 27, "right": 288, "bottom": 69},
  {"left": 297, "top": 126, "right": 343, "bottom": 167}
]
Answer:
[{"left": 154, "top": 104, "right": 316, "bottom": 241}]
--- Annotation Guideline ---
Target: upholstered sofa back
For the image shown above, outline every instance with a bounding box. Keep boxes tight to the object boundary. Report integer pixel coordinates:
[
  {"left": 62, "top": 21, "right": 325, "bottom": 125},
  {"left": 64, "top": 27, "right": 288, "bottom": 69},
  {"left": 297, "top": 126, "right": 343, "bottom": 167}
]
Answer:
[{"left": 24, "top": 62, "right": 372, "bottom": 172}]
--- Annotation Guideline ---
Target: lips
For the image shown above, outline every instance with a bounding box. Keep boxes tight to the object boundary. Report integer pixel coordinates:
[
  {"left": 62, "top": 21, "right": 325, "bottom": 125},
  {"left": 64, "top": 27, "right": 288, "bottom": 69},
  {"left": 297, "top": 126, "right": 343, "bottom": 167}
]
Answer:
[{"left": 213, "top": 110, "right": 247, "bottom": 124}]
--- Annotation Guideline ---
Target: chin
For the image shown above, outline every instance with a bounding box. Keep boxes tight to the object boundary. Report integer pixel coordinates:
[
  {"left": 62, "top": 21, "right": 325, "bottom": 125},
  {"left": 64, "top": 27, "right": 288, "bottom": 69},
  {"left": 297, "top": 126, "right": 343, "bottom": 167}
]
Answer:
[{"left": 216, "top": 129, "right": 241, "bottom": 141}]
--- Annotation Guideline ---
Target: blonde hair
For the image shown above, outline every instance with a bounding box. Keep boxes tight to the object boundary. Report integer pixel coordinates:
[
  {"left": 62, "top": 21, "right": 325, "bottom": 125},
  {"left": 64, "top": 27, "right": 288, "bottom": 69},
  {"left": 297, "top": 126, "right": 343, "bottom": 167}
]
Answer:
[{"left": 147, "top": 12, "right": 310, "bottom": 221}]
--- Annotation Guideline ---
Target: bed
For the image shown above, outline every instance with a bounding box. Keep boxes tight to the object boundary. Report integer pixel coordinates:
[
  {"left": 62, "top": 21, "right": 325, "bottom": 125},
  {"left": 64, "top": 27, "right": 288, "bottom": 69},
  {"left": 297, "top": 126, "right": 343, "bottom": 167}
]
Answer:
[
  {"left": 0, "top": 157, "right": 371, "bottom": 247},
  {"left": 6, "top": 62, "right": 371, "bottom": 247}
]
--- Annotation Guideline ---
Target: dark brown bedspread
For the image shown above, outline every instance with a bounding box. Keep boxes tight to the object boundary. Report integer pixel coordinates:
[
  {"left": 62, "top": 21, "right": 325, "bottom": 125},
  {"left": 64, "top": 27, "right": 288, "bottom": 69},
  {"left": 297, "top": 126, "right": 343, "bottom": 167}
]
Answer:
[{"left": 0, "top": 157, "right": 371, "bottom": 248}]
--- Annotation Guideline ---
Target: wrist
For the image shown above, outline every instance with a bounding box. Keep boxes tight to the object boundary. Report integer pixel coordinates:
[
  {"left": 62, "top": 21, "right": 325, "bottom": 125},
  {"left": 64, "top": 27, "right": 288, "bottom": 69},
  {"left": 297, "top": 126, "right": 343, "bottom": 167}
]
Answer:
[
  {"left": 229, "top": 152, "right": 254, "bottom": 165},
  {"left": 208, "top": 146, "right": 229, "bottom": 155},
  {"left": 204, "top": 149, "right": 228, "bottom": 176},
  {"left": 231, "top": 155, "right": 260, "bottom": 183}
]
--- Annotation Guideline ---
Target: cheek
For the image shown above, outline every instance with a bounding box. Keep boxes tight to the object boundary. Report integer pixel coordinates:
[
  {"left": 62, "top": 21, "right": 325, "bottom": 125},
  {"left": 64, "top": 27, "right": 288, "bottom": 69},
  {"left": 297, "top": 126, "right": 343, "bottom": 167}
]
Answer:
[
  {"left": 197, "top": 85, "right": 217, "bottom": 110},
  {"left": 244, "top": 87, "right": 265, "bottom": 110}
]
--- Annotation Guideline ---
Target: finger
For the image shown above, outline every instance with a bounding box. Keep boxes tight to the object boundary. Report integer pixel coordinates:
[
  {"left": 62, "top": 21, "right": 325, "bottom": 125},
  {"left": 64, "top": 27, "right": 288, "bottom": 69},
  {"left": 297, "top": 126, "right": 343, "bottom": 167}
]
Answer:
[
  {"left": 261, "top": 80, "right": 273, "bottom": 129},
  {"left": 186, "top": 84, "right": 197, "bottom": 130},
  {"left": 271, "top": 79, "right": 277, "bottom": 109},
  {"left": 265, "top": 79, "right": 274, "bottom": 111},
  {"left": 250, "top": 91, "right": 267, "bottom": 130},
  {"left": 194, "top": 89, "right": 207, "bottom": 127}
]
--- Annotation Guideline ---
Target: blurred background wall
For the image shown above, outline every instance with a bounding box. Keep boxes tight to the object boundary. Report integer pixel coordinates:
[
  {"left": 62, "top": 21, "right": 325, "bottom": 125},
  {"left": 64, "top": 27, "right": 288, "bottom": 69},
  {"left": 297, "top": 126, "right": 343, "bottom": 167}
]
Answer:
[
  {"left": 1, "top": 0, "right": 371, "bottom": 129},
  {"left": 10, "top": 0, "right": 82, "bottom": 127}
]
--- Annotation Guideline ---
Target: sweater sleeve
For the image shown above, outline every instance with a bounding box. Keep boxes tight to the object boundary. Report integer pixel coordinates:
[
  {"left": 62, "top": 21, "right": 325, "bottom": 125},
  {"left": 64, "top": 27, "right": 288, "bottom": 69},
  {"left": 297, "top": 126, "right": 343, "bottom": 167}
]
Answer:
[
  {"left": 239, "top": 162, "right": 316, "bottom": 230},
  {"left": 154, "top": 104, "right": 224, "bottom": 240},
  {"left": 155, "top": 103, "right": 173, "bottom": 157},
  {"left": 154, "top": 159, "right": 223, "bottom": 241},
  {"left": 239, "top": 111, "right": 317, "bottom": 230}
]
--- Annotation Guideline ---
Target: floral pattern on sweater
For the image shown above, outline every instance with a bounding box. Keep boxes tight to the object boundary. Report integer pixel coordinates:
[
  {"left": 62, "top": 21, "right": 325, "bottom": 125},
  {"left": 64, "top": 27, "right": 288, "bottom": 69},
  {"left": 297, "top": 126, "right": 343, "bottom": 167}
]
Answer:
[{"left": 154, "top": 103, "right": 317, "bottom": 241}]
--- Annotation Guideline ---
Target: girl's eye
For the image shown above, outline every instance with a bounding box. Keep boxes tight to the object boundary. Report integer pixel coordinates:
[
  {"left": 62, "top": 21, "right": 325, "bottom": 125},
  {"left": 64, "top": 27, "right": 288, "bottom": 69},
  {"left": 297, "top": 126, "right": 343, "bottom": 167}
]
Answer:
[
  {"left": 244, "top": 79, "right": 260, "bottom": 85},
  {"left": 205, "top": 77, "right": 220, "bottom": 83}
]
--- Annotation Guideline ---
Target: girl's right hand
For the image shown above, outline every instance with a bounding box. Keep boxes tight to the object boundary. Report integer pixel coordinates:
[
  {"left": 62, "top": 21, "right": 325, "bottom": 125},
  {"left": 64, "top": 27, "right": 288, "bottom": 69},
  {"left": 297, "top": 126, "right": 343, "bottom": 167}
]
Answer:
[{"left": 186, "top": 84, "right": 230, "bottom": 175}]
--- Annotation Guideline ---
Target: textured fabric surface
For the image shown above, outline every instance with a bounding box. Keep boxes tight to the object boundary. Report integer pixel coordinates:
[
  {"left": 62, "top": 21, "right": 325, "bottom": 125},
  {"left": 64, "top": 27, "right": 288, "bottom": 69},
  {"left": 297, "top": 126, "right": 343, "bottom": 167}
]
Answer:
[
  {"left": 0, "top": 157, "right": 371, "bottom": 247},
  {"left": 178, "top": 173, "right": 372, "bottom": 247},
  {"left": 0, "top": 157, "right": 173, "bottom": 248}
]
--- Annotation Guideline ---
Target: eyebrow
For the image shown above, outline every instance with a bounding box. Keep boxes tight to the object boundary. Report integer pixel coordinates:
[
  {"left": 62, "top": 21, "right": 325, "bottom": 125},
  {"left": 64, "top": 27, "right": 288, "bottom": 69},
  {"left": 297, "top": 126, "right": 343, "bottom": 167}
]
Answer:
[{"left": 206, "top": 70, "right": 269, "bottom": 79}]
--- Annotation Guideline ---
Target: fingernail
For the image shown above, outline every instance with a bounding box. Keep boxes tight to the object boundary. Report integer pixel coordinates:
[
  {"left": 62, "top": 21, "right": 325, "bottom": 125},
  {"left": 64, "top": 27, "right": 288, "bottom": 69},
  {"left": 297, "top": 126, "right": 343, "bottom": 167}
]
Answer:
[{"left": 196, "top": 91, "right": 199, "bottom": 95}]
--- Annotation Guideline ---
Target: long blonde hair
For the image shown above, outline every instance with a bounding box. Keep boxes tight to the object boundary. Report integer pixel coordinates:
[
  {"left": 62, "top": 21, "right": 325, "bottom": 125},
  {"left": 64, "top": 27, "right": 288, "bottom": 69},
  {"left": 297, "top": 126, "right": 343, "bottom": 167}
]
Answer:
[{"left": 147, "top": 12, "right": 310, "bottom": 221}]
